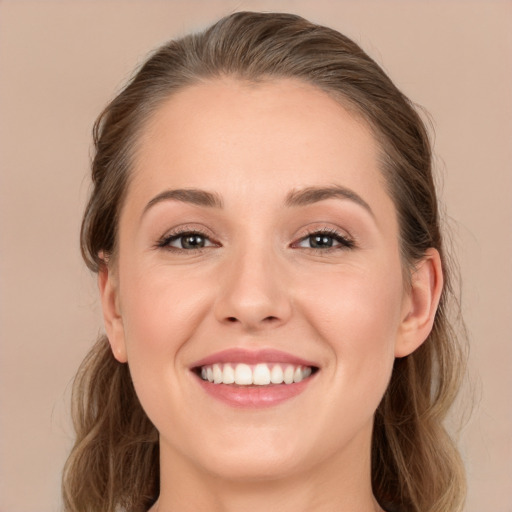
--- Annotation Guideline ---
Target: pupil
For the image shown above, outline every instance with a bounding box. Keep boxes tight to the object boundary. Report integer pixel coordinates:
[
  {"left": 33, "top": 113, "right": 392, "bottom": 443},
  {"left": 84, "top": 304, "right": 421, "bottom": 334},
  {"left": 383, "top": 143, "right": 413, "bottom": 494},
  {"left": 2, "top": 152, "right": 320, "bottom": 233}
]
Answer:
[
  {"left": 182, "top": 235, "right": 205, "bottom": 249},
  {"left": 310, "top": 235, "right": 333, "bottom": 248}
]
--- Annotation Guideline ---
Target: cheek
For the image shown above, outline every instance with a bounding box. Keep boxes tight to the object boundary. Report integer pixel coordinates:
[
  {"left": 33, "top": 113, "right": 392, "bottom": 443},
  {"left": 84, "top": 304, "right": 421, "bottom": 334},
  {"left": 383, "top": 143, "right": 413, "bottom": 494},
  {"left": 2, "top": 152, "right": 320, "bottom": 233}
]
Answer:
[
  {"left": 298, "top": 263, "right": 403, "bottom": 396},
  {"left": 118, "top": 263, "right": 213, "bottom": 372},
  {"left": 300, "top": 262, "right": 404, "bottom": 343},
  {"left": 123, "top": 260, "right": 204, "bottom": 324},
  {"left": 117, "top": 266, "right": 215, "bottom": 428}
]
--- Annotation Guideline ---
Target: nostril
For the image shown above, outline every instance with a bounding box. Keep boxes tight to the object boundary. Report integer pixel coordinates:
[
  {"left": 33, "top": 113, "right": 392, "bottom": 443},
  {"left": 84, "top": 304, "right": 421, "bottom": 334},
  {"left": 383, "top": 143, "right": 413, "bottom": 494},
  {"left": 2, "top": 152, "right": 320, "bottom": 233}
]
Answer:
[{"left": 225, "top": 315, "right": 278, "bottom": 324}]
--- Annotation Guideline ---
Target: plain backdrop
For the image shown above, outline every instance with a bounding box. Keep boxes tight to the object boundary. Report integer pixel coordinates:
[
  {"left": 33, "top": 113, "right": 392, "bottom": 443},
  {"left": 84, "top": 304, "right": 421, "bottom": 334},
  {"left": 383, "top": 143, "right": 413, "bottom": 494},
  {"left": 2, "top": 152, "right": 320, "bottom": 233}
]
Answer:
[{"left": 0, "top": 1, "right": 511, "bottom": 511}]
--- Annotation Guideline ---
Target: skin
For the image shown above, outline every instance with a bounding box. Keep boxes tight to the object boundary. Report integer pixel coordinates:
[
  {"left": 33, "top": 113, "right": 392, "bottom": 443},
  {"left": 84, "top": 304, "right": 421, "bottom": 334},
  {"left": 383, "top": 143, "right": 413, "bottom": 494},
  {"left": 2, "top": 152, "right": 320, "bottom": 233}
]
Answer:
[{"left": 99, "top": 78, "right": 443, "bottom": 512}]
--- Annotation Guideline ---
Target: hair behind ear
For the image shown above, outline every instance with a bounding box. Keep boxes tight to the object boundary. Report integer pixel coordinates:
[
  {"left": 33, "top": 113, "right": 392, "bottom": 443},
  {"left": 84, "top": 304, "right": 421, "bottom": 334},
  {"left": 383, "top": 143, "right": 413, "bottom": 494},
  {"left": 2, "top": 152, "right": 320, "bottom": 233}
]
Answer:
[{"left": 62, "top": 336, "right": 159, "bottom": 512}]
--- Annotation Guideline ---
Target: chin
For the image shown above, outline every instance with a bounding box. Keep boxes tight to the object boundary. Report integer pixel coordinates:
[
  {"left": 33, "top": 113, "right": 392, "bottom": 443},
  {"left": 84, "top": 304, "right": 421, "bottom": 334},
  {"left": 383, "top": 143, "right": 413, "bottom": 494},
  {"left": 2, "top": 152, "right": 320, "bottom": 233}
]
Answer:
[
  {"left": 200, "top": 451, "right": 307, "bottom": 483},
  {"left": 180, "top": 425, "right": 314, "bottom": 482}
]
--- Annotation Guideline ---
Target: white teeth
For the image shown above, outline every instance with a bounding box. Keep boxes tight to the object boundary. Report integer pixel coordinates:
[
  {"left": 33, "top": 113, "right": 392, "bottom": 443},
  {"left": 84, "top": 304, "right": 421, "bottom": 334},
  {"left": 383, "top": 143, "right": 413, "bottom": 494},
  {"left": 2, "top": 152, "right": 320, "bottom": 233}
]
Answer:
[
  {"left": 270, "top": 365, "right": 284, "bottom": 384},
  {"left": 222, "top": 363, "right": 235, "bottom": 384},
  {"left": 253, "top": 364, "right": 271, "bottom": 385},
  {"left": 213, "top": 364, "right": 223, "bottom": 384},
  {"left": 234, "top": 363, "right": 253, "bottom": 385},
  {"left": 283, "top": 365, "right": 295, "bottom": 384},
  {"left": 198, "top": 362, "right": 314, "bottom": 386}
]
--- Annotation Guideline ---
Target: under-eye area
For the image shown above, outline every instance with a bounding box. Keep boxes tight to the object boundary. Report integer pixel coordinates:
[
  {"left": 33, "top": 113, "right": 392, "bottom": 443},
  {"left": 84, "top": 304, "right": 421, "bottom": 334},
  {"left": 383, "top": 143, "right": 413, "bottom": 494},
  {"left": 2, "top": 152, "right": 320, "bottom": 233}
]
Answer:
[{"left": 192, "top": 363, "right": 319, "bottom": 386}]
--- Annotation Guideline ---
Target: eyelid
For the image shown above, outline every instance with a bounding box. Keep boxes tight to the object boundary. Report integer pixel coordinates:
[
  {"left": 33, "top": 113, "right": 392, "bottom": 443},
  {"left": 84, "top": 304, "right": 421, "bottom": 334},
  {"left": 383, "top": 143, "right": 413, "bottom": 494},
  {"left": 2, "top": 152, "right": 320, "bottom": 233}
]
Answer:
[
  {"left": 156, "top": 224, "right": 220, "bottom": 250},
  {"left": 154, "top": 224, "right": 356, "bottom": 252},
  {"left": 291, "top": 226, "right": 356, "bottom": 250},
  {"left": 167, "top": 233, "right": 216, "bottom": 248}
]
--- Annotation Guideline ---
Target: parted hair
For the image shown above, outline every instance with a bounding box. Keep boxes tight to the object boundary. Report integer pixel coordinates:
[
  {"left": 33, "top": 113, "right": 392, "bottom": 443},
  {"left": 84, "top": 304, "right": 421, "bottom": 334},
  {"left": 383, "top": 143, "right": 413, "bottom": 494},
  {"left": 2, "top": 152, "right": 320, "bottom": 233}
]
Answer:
[{"left": 63, "top": 11, "right": 467, "bottom": 512}]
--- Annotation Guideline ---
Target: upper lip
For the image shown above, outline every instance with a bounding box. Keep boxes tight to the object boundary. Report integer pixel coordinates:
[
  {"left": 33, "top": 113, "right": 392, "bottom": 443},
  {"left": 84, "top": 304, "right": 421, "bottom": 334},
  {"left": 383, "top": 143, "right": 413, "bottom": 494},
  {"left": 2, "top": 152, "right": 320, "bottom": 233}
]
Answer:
[{"left": 190, "top": 348, "right": 318, "bottom": 369}]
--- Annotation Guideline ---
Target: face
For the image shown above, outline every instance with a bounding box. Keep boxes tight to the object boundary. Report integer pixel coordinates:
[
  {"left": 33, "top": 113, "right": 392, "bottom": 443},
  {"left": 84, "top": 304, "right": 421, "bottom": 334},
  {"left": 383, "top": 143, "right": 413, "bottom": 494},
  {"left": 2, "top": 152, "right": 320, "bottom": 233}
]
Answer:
[{"left": 101, "top": 78, "right": 431, "bottom": 483}]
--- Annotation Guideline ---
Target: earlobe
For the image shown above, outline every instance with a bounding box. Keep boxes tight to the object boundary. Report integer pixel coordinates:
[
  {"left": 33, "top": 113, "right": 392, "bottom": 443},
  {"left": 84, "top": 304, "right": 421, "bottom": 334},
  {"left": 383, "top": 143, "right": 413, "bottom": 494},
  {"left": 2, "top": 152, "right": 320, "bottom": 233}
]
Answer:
[
  {"left": 395, "top": 248, "right": 443, "bottom": 358},
  {"left": 98, "top": 263, "right": 128, "bottom": 363}
]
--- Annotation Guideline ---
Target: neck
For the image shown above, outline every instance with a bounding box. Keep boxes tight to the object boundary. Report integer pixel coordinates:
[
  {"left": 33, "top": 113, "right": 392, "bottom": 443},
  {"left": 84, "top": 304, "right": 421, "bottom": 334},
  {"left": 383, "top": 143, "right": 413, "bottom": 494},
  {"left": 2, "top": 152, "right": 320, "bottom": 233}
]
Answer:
[{"left": 153, "top": 434, "right": 383, "bottom": 512}]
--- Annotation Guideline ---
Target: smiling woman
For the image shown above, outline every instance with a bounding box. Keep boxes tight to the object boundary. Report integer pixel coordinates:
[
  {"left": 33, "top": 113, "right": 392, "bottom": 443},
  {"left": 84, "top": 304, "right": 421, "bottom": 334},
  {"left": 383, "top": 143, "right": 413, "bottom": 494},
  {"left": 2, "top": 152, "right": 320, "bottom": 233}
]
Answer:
[{"left": 62, "top": 11, "right": 467, "bottom": 512}]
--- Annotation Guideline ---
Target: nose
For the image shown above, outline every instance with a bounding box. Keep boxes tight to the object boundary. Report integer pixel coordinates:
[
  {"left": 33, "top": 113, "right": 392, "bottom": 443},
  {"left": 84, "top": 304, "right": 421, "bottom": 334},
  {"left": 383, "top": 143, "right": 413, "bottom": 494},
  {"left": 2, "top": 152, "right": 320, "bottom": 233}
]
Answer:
[{"left": 213, "top": 245, "right": 292, "bottom": 332}]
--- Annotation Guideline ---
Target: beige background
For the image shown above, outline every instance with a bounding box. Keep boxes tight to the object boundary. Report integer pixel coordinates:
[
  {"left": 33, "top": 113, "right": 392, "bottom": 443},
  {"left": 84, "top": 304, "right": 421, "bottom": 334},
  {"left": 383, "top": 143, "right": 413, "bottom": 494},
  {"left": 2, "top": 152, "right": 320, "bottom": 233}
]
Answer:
[{"left": 0, "top": 1, "right": 511, "bottom": 511}]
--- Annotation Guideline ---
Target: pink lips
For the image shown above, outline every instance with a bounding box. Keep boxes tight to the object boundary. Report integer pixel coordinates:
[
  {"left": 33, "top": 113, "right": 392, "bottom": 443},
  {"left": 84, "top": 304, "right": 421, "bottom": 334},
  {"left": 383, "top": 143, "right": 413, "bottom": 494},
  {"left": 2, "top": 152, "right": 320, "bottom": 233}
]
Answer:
[
  {"left": 190, "top": 348, "right": 318, "bottom": 408},
  {"left": 191, "top": 348, "right": 317, "bottom": 368}
]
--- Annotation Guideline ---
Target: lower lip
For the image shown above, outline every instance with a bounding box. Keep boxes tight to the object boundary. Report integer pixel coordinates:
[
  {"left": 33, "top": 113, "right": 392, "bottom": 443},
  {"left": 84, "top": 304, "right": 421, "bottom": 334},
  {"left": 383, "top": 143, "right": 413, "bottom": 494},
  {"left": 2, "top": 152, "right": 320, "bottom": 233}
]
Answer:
[{"left": 194, "top": 374, "right": 316, "bottom": 408}]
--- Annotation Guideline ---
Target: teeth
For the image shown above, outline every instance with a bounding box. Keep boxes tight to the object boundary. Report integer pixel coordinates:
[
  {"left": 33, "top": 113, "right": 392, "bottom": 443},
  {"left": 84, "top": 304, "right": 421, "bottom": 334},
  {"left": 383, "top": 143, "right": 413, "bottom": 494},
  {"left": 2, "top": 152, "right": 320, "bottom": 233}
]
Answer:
[
  {"left": 283, "top": 365, "right": 295, "bottom": 384},
  {"left": 234, "top": 363, "right": 253, "bottom": 385},
  {"left": 253, "top": 364, "right": 271, "bottom": 385},
  {"left": 213, "top": 364, "right": 223, "bottom": 384},
  {"left": 198, "top": 362, "right": 314, "bottom": 386},
  {"left": 270, "top": 365, "right": 284, "bottom": 384},
  {"left": 223, "top": 363, "right": 235, "bottom": 384}
]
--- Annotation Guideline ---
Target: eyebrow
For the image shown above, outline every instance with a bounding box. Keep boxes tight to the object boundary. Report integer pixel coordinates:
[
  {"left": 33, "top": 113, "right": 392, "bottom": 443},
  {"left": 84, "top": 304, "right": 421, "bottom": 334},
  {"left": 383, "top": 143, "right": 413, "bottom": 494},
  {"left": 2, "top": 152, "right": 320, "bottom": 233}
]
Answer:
[
  {"left": 285, "top": 185, "right": 374, "bottom": 217},
  {"left": 143, "top": 188, "right": 224, "bottom": 216},
  {"left": 142, "top": 184, "right": 373, "bottom": 218}
]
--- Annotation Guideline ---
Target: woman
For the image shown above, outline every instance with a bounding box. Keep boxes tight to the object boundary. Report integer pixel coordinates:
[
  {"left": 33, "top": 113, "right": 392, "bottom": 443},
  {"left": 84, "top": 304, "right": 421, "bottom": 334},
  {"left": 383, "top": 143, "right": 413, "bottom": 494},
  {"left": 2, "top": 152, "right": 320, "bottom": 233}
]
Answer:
[{"left": 63, "top": 11, "right": 467, "bottom": 512}]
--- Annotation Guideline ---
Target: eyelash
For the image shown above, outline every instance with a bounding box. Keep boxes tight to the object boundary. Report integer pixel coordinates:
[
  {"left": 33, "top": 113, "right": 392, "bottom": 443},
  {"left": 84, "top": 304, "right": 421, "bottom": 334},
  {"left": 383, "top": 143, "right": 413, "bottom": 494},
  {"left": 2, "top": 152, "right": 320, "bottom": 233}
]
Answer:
[
  {"left": 293, "top": 228, "right": 355, "bottom": 252},
  {"left": 156, "top": 228, "right": 355, "bottom": 252},
  {"left": 156, "top": 227, "right": 218, "bottom": 252}
]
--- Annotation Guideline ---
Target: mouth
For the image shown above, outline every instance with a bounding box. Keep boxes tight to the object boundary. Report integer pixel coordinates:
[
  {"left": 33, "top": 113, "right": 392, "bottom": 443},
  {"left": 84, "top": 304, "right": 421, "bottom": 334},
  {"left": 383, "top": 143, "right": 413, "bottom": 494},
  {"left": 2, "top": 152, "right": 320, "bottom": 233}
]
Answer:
[
  {"left": 190, "top": 349, "right": 319, "bottom": 407},
  {"left": 193, "top": 362, "right": 318, "bottom": 386}
]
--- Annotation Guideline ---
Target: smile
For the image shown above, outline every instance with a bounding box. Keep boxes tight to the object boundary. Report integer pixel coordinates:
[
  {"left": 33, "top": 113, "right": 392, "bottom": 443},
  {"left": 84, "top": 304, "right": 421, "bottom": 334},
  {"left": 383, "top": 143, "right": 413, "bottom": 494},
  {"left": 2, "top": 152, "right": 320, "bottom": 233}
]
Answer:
[
  {"left": 190, "top": 348, "right": 319, "bottom": 407},
  {"left": 197, "top": 362, "right": 314, "bottom": 385}
]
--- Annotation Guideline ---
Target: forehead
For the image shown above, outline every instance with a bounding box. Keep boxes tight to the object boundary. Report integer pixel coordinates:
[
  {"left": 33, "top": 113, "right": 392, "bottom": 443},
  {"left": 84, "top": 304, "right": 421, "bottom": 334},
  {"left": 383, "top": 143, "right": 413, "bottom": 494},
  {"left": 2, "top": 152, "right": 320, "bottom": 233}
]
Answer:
[{"left": 129, "top": 77, "right": 391, "bottom": 216}]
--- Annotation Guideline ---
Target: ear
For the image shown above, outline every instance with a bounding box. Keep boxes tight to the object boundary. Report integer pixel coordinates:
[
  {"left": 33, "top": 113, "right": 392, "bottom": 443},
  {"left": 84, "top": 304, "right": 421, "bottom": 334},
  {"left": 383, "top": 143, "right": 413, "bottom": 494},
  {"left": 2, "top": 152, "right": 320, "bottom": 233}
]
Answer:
[
  {"left": 395, "top": 248, "right": 443, "bottom": 358},
  {"left": 98, "top": 262, "right": 127, "bottom": 363}
]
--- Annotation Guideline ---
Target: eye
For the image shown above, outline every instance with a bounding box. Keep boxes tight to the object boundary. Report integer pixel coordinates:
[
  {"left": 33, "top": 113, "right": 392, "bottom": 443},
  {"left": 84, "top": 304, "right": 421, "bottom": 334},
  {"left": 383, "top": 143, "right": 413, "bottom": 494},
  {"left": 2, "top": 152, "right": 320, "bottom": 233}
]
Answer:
[
  {"left": 157, "top": 231, "right": 217, "bottom": 251},
  {"left": 294, "top": 229, "right": 354, "bottom": 250}
]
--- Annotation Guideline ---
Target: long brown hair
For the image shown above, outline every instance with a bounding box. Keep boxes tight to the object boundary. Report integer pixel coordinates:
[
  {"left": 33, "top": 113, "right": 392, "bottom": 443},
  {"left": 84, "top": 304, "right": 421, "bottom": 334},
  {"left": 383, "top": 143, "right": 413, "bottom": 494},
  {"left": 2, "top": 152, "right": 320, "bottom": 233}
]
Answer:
[{"left": 63, "top": 12, "right": 467, "bottom": 512}]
